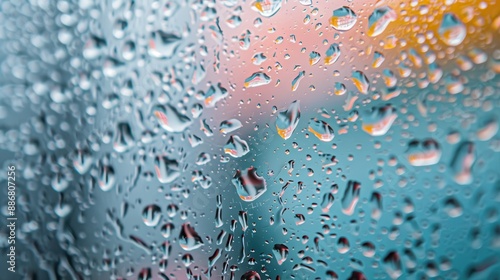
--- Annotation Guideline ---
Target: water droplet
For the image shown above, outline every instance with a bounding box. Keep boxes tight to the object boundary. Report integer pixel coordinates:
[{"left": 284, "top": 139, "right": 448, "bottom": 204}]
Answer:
[
  {"left": 52, "top": 172, "right": 69, "bottom": 193},
  {"left": 361, "top": 242, "right": 376, "bottom": 257},
  {"left": 309, "top": 51, "right": 321, "bottom": 66},
  {"left": 361, "top": 104, "right": 397, "bottom": 136},
  {"left": 276, "top": 100, "right": 301, "bottom": 140},
  {"left": 232, "top": 167, "right": 267, "bottom": 202},
  {"left": 337, "top": 237, "right": 350, "bottom": 253},
  {"left": 192, "top": 64, "right": 206, "bottom": 85},
  {"left": 325, "top": 43, "right": 341, "bottom": 65},
  {"left": 113, "top": 122, "right": 135, "bottom": 153},
  {"left": 383, "top": 251, "right": 403, "bottom": 278},
  {"left": 251, "top": 0, "right": 282, "bottom": 17},
  {"left": 154, "top": 156, "right": 180, "bottom": 183},
  {"left": 227, "top": 15, "right": 243, "bottom": 28},
  {"left": 408, "top": 48, "right": 423, "bottom": 68},
  {"left": 428, "top": 62, "right": 443, "bottom": 84},
  {"left": 308, "top": 119, "right": 335, "bottom": 142},
  {"left": 407, "top": 139, "right": 441, "bottom": 166},
  {"left": 161, "top": 223, "right": 175, "bottom": 238},
  {"left": 153, "top": 104, "right": 192, "bottom": 133},
  {"left": 323, "top": 270, "right": 338, "bottom": 280},
  {"left": 252, "top": 53, "right": 267, "bottom": 65},
  {"left": 348, "top": 271, "right": 367, "bottom": 280},
  {"left": 179, "top": 223, "right": 204, "bottom": 251},
  {"left": 138, "top": 268, "right": 152, "bottom": 280},
  {"left": 372, "top": 51, "right": 385, "bottom": 68},
  {"left": 98, "top": 165, "right": 115, "bottom": 191},
  {"left": 244, "top": 72, "right": 272, "bottom": 88},
  {"left": 292, "top": 71, "right": 306, "bottom": 91},
  {"left": 444, "top": 197, "right": 463, "bottom": 217},
  {"left": 220, "top": 119, "right": 243, "bottom": 134},
  {"left": 148, "top": 31, "right": 182, "bottom": 59},
  {"left": 224, "top": 135, "right": 250, "bottom": 158},
  {"left": 83, "top": 36, "right": 106, "bottom": 60},
  {"left": 382, "top": 69, "right": 397, "bottom": 87},
  {"left": 438, "top": 13, "right": 466, "bottom": 46},
  {"left": 367, "top": 6, "right": 397, "bottom": 37},
  {"left": 334, "top": 82, "right": 347, "bottom": 96},
  {"left": 182, "top": 254, "right": 194, "bottom": 267},
  {"left": 73, "top": 148, "right": 93, "bottom": 174},
  {"left": 196, "top": 152, "right": 211, "bottom": 165},
  {"left": 477, "top": 118, "right": 498, "bottom": 141},
  {"left": 142, "top": 204, "right": 162, "bottom": 227},
  {"left": 451, "top": 142, "right": 475, "bottom": 185},
  {"left": 341, "top": 181, "right": 361, "bottom": 216},
  {"left": 239, "top": 211, "right": 248, "bottom": 231},
  {"left": 330, "top": 7, "right": 357, "bottom": 31},
  {"left": 272, "top": 244, "right": 289, "bottom": 265},
  {"left": 351, "top": 71, "right": 369, "bottom": 94},
  {"left": 204, "top": 84, "right": 229, "bottom": 107},
  {"left": 445, "top": 74, "right": 464, "bottom": 94}
]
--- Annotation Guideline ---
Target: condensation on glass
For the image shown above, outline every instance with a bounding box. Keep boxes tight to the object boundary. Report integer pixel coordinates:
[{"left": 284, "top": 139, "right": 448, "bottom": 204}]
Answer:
[{"left": 0, "top": 0, "right": 499, "bottom": 279}]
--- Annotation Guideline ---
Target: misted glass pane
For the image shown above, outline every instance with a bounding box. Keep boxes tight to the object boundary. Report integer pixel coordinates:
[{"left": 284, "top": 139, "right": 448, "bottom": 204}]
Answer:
[{"left": 1, "top": 0, "right": 499, "bottom": 279}]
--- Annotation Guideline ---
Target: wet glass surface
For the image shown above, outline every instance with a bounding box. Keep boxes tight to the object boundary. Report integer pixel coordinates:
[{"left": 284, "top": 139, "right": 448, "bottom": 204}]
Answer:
[{"left": 0, "top": 0, "right": 500, "bottom": 279}]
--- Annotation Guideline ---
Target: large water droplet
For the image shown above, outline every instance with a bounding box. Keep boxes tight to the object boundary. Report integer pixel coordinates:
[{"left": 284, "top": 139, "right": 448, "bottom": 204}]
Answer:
[
  {"left": 244, "top": 72, "right": 272, "bottom": 88},
  {"left": 154, "top": 156, "right": 180, "bottom": 183},
  {"left": 291, "top": 71, "right": 305, "bottom": 91},
  {"left": 272, "top": 244, "right": 289, "bottom": 265},
  {"left": 367, "top": 6, "right": 397, "bottom": 37},
  {"left": 153, "top": 104, "right": 192, "bottom": 133},
  {"left": 142, "top": 204, "right": 162, "bottom": 227},
  {"left": 276, "top": 100, "right": 301, "bottom": 140},
  {"left": 451, "top": 141, "right": 475, "bottom": 185},
  {"left": 251, "top": 0, "right": 282, "bottom": 17},
  {"left": 148, "top": 31, "right": 182, "bottom": 59},
  {"left": 361, "top": 104, "right": 397, "bottom": 136},
  {"left": 113, "top": 122, "right": 135, "bottom": 153},
  {"left": 73, "top": 148, "right": 93, "bottom": 174},
  {"left": 179, "top": 223, "right": 204, "bottom": 251},
  {"left": 98, "top": 165, "right": 115, "bottom": 191},
  {"left": 341, "top": 181, "right": 361, "bottom": 216},
  {"left": 220, "top": 119, "right": 243, "bottom": 134},
  {"left": 351, "top": 70, "right": 370, "bottom": 94},
  {"left": 330, "top": 6, "right": 357, "bottom": 31},
  {"left": 224, "top": 135, "right": 250, "bottom": 158},
  {"left": 232, "top": 167, "right": 267, "bottom": 202},
  {"left": 309, "top": 51, "right": 321, "bottom": 66},
  {"left": 325, "top": 43, "right": 341, "bottom": 65},
  {"left": 308, "top": 119, "right": 334, "bottom": 142},
  {"left": 438, "top": 13, "right": 466, "bottom": 46},
  {"left": 407, "top": 139, "right": 441, "bottom": 166}
]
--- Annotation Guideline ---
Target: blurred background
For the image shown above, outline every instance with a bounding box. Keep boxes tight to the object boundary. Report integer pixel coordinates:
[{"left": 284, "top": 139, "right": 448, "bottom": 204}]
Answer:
[{"left": 1, "top": 0, "right": 500, "bottom": 279}]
